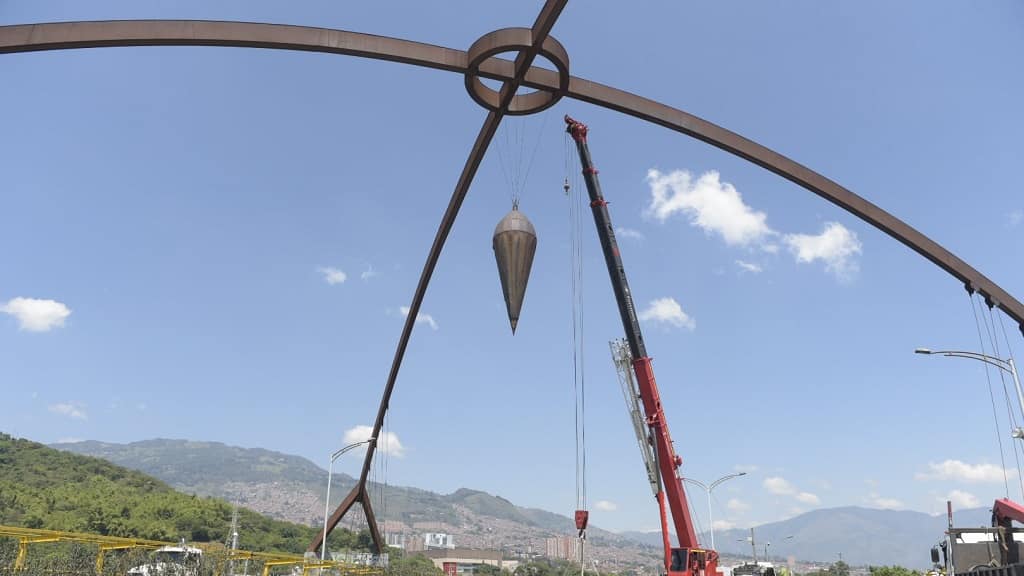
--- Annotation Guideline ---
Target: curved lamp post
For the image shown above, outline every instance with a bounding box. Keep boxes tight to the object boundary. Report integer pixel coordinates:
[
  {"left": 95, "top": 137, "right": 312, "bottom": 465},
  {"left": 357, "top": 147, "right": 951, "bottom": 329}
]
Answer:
[
  {"left": 916, "top": 348, "right": 1024, "bottom": 438},
  {"left": 322, "top": 438, "right": 376, "bottom": 562},
  {"left": 682, "top": 471, "right": 747, "bottom": 549}
]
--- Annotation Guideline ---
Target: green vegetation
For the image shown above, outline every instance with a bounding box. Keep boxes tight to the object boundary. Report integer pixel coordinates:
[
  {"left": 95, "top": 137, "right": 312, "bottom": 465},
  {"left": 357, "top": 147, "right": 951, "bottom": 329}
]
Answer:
[
  {"left": 868, "top": 566, "right": 922, "bottom": 576},
  {"left": 805, "top": 561, "right": 852, "bottom": 576},
  {"left": 386, "top": 549, "right": 445, "bottom": 576},
  {"left": 0, "top": 433, "right": 368, "bottom": 553},
  {"left": 513, "top": 559, "right": 599, "bottom": 576}
]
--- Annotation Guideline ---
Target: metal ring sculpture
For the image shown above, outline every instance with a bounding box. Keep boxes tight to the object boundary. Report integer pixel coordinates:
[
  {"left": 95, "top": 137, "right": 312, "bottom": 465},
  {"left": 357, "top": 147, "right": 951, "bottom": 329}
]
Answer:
[
  {"left": 464, "top": 27, "right": 570, "bottom": 115},
  {"left": 3, "top": 1, "right": 1022, "bottom": 554}
]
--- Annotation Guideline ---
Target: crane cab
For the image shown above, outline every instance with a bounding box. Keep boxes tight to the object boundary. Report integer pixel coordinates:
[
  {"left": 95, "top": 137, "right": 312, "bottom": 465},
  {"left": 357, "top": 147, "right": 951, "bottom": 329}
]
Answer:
[{"left": 669, "top": 548, "right": 717, "bottom": 576}]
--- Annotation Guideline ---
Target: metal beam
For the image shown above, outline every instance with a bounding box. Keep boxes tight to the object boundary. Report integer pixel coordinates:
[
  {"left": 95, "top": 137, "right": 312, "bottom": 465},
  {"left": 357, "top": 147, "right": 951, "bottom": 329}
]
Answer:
[
  {"left": 301, "top": 0, "right": 568, "bottom": 554},
  {"left": 1, "top": 19, "right": 1020, "bottom": 333}
]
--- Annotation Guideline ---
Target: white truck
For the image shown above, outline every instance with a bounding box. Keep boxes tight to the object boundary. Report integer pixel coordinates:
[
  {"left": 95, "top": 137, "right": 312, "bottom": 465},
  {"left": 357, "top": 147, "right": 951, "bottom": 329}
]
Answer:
[{"left": 127, "top": 543, "right": 203, "bottom": 576}]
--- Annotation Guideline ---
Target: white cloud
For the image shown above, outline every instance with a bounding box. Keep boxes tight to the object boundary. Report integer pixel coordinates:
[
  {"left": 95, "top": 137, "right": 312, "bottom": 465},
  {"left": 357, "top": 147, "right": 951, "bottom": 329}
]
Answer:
[
  {"left": 595, "top": 500, "right": 618, "bottom": 512},
  {"left": 343, "top": 424, "right": 406, "bottom": 458},
  {"left": 1, "top": 297, "right": 71, "bottom": 332},
  {"left": 57, "top": 437, "right": 84, "bottom": 444},
  {"left": 1009, "top": 210, "right": 1023, "bottom": 227},
  {"left": 712, "top": 520, "right": 736, "bottom": 530},
  {"left": 49, "top": 403, "right": 87, "bottom": 420},
  {"left": 639, "top": 297, "right": 695, "bottom": 330},
  {"left": 318, "top": 266, "right": 347, "bottom": 285},
  {"left": 735, "top": 260, "right": 763, "bottom": 274},
  {"left": 399, "top": 306, "right": 438, "bottom": 330},
  {"left": 616, "top": 227, "right": 645, "bottom": 241},
  {"left": 764, "top": 476, "right": 819, "bottom": 505},
  {"left": 796, "top": 492, "right": 821, "bottom": 505},
  {"left": 764, "top": 477, "right": 797, "bottom": 496},
  {"left": 915, "top": 460, "right": 1012, "bottom": 483},
  {"left": 943, "top": 489, "right": 980, "bottom": 509},
  {"left": 360, "top": 266, "right": 378, "bottom": 281},
  {"left": 727, "top": 498, "right": 750, "bottom": 513},
  {"left": 783, "top": 222, "right": 862, "bottom": 280},
  {"left": 645, "top": 169, "right": 775, "bottom": 248},
  {"left": 644, "top": 169, "right": 865, "bottom": 280},
  {"left": 866, "top": 492, "right": 904, "bottom": 509}
]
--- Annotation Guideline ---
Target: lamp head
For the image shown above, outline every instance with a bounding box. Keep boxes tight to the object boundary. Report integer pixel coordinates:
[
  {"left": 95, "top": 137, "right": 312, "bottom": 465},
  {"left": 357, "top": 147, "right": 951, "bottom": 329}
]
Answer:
[{"left": 915, "top": 348, "right": 933, "bottom": 355}]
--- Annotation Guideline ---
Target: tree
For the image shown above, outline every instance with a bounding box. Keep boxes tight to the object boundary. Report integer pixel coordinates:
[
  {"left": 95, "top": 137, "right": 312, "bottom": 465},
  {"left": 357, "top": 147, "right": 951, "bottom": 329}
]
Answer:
[
  {"left": 387, "top": 552, "right": 444, "bottom": 576},
  {"left": 830, "top": 561, "right": 851, "bottom": 576},
  {"left": 477, "top": 564, "right": 503, "bottom": 576}
]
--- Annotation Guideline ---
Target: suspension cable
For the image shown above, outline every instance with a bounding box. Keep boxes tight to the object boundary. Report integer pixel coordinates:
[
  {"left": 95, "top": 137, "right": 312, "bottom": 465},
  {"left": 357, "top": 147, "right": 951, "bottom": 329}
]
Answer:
[
  {"left": 985, "top": 305, "right": 1024, "bottom": 499},
  {"left": 566, "top": 132, "right": 588, "bottom": 573},
  {"left": 382, "top": 413, "right": 390, "bottom": 549},
  {"left": 522, "top": 109, "right": 551, "bottom": 207},
  {"left": 567, "top": 134, "right": 587, "bottom": 512},
  {"left": 995, "top": 308, "right": 1024, "bottom": 497},
  {"left": 971, "top": 294, "right": 1011, "bottom": 498},
  {"left": 996, "top": 308, "right": 1018, "bottom": 362}
]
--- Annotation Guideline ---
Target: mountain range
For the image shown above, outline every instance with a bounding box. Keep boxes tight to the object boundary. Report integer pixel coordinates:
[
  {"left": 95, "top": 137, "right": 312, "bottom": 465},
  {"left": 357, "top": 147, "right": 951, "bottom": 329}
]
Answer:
[
  {"left": 53, "top": 438, "right": 996, "bottom": 569},
  {"left": 52, "top": 439, "right": 659, "bottom": 569}
]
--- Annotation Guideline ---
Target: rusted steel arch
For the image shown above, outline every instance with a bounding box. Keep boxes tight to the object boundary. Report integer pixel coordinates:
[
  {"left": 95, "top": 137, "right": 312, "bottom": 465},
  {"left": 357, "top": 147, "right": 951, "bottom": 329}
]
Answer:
[
  {"left": 5, "top": 13, "right": 1024, "bottom": 554},
  {"left": 2, "top": 19, "right": 1021, "bottom": 333}
]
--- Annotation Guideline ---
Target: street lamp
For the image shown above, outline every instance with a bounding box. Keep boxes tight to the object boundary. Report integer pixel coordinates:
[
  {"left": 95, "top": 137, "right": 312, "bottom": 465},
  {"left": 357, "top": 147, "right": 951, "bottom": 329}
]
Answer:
[
  {"left": 322, "top": 438, "right": 376, "bottom": 562},
  {"left": 682, "top": 471, "right": 747, "bottom": 550},
  {"left": 761, "top": 535, "right": 794, "bottom": 563},
  {"left": 916, "top": 348, "right": 1024, "bottom": 438}
]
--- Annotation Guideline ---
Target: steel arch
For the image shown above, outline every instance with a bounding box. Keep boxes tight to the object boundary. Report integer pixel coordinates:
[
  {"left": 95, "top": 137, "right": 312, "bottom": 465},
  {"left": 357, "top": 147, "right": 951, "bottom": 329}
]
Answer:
[
  {"left": 2, "top": 19, "right": 1019, "bottom": 332},
  {"left": 3, "top": 10, "right": 1023, "bottom": 555}
]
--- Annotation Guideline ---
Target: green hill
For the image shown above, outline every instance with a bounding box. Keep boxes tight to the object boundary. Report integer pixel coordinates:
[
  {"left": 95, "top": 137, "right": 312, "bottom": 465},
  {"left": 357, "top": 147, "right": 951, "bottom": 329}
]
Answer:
[
  {"left": 57, "top": 439, "right": 339, "bottom": 497},
  {"left": 0, "top": 433, "right": 367, "bottom": 553}
]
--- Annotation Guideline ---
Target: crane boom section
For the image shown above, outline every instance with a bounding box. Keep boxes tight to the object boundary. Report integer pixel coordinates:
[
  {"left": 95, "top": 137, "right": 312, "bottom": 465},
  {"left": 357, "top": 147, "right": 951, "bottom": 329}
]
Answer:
[
  {"left": 565, "top": 116, "right": 700, "bottom": 551},
  {"left": 610, "top": 339, "right": 660, "bottom": 497}
]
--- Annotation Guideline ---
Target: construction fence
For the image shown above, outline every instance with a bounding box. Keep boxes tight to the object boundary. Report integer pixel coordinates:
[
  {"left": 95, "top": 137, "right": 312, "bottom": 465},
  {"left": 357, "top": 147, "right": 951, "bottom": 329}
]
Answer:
[{"left": 0, "top": 525, "right": 383, "bottom": 576}]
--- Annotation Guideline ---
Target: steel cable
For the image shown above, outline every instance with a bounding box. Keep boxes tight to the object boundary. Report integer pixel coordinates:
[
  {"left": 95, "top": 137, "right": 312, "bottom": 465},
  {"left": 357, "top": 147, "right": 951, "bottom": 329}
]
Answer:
[{"left": 972, "top": 294, "right": 1011, "bottom": 498}]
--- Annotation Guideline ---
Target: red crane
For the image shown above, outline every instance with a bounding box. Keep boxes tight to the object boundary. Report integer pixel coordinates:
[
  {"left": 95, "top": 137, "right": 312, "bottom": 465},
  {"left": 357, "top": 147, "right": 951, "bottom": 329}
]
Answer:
[{"left": 565, "top": 116, "right": 714, "bottom": 576}]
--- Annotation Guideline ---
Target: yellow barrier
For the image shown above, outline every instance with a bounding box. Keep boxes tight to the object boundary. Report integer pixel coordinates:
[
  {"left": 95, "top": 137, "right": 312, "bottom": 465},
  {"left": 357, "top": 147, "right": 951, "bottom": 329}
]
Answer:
[{"left": 0, "top": 525, "right": 383, "bottom": 576}]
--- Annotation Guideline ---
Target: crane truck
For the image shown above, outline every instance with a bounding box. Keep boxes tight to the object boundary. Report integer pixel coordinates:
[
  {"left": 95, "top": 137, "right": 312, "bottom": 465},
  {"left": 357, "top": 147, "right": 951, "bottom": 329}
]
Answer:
[
  {"left": 932, "top": 499, "right": 1024, "bottom": 576},
  {"left": 566, "top": 116, "right": 713, "bottom": 576}
]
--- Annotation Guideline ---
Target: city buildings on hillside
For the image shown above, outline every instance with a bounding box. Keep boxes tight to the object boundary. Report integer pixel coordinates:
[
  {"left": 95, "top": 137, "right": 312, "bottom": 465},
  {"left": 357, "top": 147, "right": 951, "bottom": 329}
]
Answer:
[
  {"left": 545, "top": 536, "right": 580, "bottom": 562},
  {"left": 422, "top": 548, "right": 519, "bottom": 576},
  {"left": 425, "top": 533, "right": 456, "bottom": 550},
  {"left": 394, "top": 532, "right": 456, "bottom": 552}
]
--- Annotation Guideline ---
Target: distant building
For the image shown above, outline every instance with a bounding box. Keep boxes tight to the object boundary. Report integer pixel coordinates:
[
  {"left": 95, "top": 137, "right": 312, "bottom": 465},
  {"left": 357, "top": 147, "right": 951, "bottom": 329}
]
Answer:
[
  {"left": 545, "top": 536, "right": 579, "bottom": 561},
  {"left": 413, "top": 522, "right": 448, "bottom": 531},
  {"left": 425, "top": 533, "right": 456, "bottom": 550},
  {"left": 386, "top": 533, "right": 406, "bottom": 549},
  {"left": 423, "top": 548, "right": 507, "bottom": 575},
  {"left": 406, "top": 537, "right": 425, "bottom": 553}
]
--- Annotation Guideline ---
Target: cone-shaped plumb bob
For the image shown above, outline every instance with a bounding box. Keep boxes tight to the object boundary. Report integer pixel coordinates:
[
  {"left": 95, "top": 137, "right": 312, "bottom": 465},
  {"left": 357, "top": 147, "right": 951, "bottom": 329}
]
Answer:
[{"left": 493, "top": 207, "right": 537, "bottom": 334}]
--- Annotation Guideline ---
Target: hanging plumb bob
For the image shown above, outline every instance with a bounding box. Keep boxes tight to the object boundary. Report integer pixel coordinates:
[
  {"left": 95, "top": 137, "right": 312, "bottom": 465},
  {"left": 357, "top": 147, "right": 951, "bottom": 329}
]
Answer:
[{"left": 493, "top": 206, "right": 537, "bottom": 334}]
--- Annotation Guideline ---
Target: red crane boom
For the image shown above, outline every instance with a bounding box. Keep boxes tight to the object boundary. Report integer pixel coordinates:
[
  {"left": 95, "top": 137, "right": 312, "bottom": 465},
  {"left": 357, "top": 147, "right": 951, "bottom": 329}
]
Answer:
[{"left": 566, "top": 116, "right": 714, "bottom": 576}]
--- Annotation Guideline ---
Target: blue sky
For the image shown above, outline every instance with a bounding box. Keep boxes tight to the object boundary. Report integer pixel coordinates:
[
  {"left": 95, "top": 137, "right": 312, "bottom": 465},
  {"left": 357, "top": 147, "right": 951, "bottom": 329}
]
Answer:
[{"left": 3, "top": 1, "right": 1024, "bottom": 537}]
